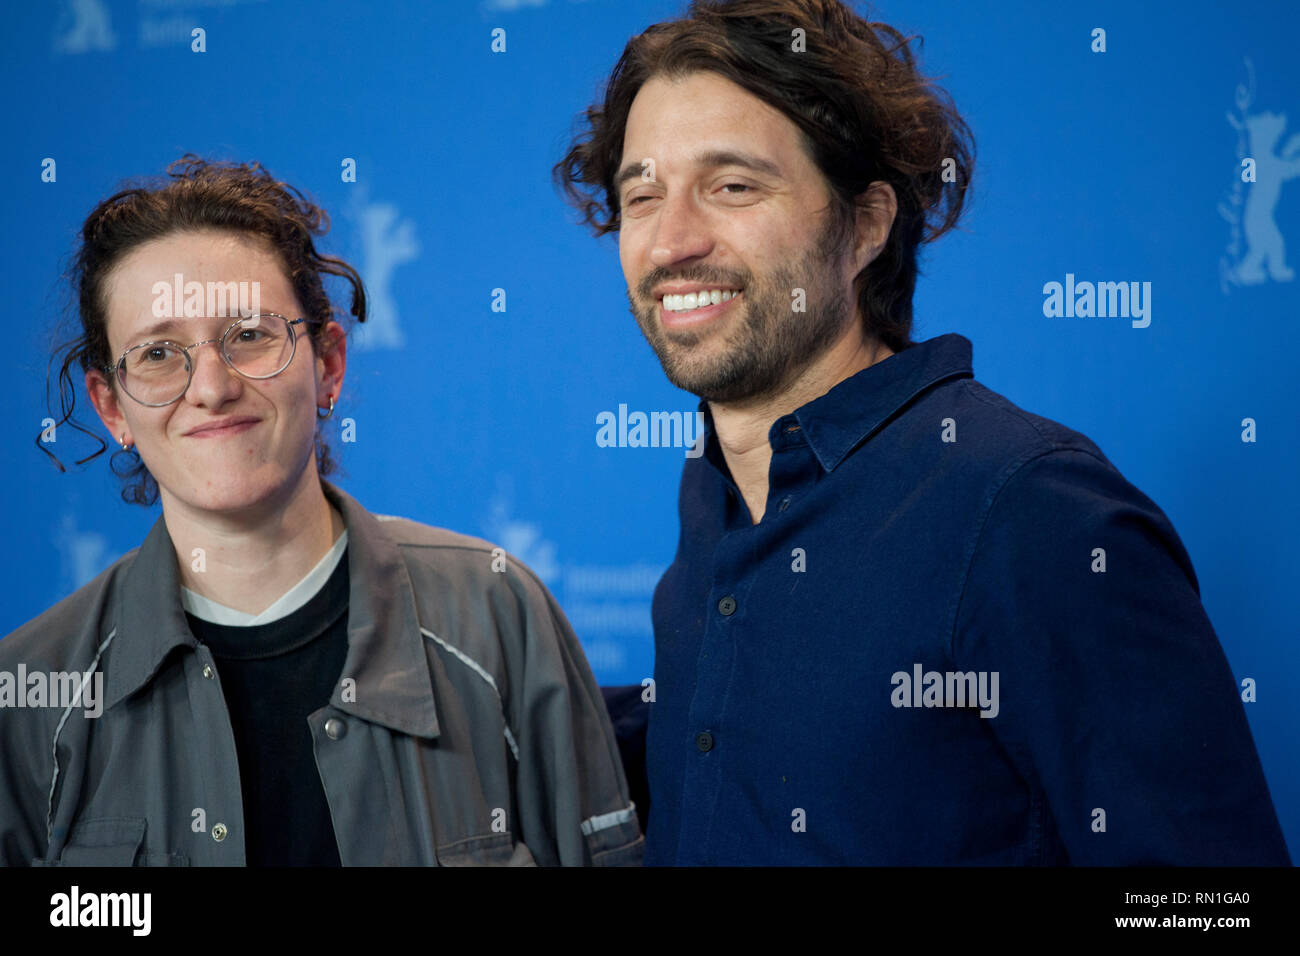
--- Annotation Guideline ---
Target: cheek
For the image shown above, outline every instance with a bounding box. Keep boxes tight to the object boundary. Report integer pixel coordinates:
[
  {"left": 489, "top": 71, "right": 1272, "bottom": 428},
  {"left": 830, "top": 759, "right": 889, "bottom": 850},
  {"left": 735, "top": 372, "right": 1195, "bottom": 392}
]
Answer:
[
  {"left": 281, "top": 404, "right": 314, "bottom": 444},
  {"left": 285, "top": 379, "right": 321, "bottom": 437},
  {"left": 618, "top": 226, "right": 649, "bottom": 276},
  {"left": 137, "top": 408, "right": 174, "bottom": 442},
  {"left": 618, "top": 239, "right": 634, "bottom": 282}
]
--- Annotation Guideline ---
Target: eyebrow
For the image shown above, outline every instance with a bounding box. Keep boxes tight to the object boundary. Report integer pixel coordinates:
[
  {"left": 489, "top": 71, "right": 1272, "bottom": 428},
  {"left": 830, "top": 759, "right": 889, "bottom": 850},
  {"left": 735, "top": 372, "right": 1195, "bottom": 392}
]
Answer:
[
  {"left": 614, "top": 150, "right": 784, "bottom": 192},
  {"left": 123, "top": 314, "right": 250, "bottom": 346},
  {"left": 131, "top": 319, "right": 189, "bottom": 341}
]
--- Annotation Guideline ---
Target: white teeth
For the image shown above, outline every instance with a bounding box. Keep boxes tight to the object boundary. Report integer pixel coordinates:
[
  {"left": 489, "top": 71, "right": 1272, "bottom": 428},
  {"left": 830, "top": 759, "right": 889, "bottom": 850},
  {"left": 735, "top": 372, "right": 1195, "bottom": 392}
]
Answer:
[{"left": 662, "top": 289, "right": 741, "bottom": 313}]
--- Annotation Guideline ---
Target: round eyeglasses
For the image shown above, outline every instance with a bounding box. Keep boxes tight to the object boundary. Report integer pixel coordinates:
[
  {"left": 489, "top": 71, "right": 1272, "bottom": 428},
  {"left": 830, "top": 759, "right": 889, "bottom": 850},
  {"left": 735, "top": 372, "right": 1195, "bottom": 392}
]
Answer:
[{"left": 104, "top": 313, "right": 323, "bottom": 407}]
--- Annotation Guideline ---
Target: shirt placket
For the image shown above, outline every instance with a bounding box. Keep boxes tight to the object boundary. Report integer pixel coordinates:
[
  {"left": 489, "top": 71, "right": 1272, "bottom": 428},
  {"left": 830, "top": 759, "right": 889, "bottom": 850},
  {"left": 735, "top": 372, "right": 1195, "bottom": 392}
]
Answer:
[
  {"left": 676, "top": 519, "right": 755, "bottom": 864},
  {"left": 675, "top": 416, "right": 818, "bottom": 863},
  {"left": 186, "top": 645, "right": 249, "bottom": 865}
]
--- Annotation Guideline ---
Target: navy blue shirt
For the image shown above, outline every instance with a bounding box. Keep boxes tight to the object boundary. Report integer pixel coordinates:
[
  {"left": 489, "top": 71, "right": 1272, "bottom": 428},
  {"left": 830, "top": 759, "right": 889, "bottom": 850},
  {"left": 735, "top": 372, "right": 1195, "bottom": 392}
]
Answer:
[{"left": 645, "top": 332, "right": 1290, "bottom": 865}]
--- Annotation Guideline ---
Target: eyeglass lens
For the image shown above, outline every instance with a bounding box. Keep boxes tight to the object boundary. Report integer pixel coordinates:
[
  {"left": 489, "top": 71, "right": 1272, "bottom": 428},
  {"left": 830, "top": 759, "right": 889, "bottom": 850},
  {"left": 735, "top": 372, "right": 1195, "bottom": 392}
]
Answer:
[{"left": 117, "top": 315, "right": 296, "bottom": 405}]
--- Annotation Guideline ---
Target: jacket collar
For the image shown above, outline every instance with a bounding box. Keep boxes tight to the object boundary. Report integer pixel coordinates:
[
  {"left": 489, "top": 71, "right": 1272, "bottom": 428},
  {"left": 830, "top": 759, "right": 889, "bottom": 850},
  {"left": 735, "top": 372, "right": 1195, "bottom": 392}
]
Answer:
[
  {"left": 699, "top": 332, "right": 974, "bottom": 475},
  {"left": 105, "top": 480, "right": 441, "bottom": 740},
  {"left": 104, "top": 515, "right": 195, "bottom": 712}
]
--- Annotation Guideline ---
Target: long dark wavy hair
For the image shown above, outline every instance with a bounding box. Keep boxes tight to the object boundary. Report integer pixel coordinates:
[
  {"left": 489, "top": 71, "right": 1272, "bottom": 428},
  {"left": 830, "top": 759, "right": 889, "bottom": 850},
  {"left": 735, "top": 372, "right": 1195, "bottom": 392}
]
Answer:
[
  {"left": 554, "top": 0, "right": 975, "bottom": 354},
  {"left": 40, "top": 154, "right": 367, "bottom": 505}
]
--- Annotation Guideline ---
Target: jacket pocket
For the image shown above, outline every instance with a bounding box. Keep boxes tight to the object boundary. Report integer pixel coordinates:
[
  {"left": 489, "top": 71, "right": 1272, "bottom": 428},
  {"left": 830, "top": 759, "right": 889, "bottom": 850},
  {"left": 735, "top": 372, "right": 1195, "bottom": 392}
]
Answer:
[
  {"left": 35, "top": 817, "right": 189, "bottom": 867},
  {"left": 435, "top": 832, "right": 535, "bottom": 866}
]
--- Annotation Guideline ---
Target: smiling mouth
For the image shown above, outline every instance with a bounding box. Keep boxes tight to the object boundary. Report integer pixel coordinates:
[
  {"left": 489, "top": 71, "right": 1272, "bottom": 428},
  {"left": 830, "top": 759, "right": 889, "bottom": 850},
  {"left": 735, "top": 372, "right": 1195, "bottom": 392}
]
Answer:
[
  {"left": 659, "top": 288, "right": 743, "bottom": 315},
  {"left": 656, "top": 289, "right": 744, "bottom": 330},
  {"left": 186, "top": 419, "right": 260, "bottom": 438}
]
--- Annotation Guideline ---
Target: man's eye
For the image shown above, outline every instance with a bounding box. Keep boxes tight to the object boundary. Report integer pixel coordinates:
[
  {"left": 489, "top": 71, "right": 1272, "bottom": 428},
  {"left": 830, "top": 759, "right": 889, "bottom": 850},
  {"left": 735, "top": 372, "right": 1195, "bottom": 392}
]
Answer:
[{"left": 721, "top": 183, "right": 752, "bottom": 194}]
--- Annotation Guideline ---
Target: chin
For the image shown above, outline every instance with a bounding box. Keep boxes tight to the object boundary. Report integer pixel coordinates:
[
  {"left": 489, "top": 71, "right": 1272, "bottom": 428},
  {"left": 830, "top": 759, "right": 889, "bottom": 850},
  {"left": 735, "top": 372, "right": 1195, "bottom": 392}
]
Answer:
[{"left": 174, "top": 471, "right": 287, "bottom": 516}]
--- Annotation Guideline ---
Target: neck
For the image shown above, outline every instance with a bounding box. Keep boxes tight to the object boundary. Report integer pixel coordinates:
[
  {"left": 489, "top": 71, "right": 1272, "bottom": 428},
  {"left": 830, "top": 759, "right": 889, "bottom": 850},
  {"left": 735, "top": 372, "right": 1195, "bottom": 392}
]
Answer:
[
  {"left": 709, "top": 325, "right": 895, "bottom": 525},
  {"left": 164, "top": 467, "right": 344, "bottom": 616}
]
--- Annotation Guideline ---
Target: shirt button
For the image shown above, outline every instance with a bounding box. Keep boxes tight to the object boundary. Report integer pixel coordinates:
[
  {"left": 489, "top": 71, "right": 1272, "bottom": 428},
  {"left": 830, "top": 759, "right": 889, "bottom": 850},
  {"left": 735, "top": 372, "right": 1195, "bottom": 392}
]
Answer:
[
  {"left": 778, "top": 495, "right": 792, "bottom": 512},
  {"left": 695, "top": 731, "right": 715, "bottom": 752},
  {"left": 324, "top": 717, "right": 347, "bottom": 740},
  {"left": 717, "top": 595, "right": 737, "bottom": 616},
  {"left": 202, "top": 664, "right": 214, "bottom": 680},
  {"left": 211, "top": 823, "right": 228, "bottom": 842}
]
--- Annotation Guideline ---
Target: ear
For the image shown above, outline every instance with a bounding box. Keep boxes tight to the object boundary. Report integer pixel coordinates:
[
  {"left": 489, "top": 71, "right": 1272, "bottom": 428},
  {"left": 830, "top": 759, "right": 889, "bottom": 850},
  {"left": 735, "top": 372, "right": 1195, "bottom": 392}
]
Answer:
[
  {"left": 851, "top": 180, "right": 898, "bottom": 275},
  {"left": 85, "top": 368, "right": 130, "bottom": 447},
  {"left": 314, "top": 320, "right": 348, "bottom": 409}
]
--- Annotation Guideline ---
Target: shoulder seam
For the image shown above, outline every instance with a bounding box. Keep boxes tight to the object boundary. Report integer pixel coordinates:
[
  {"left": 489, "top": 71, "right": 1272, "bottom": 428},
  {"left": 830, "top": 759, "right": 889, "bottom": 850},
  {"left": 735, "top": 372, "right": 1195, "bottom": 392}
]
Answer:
[
  {"left": 396, "top": 541, "right": 558, "bottom": 604},
  {"left": 372, "top": 516, "right": 554, "bottom": 599},
  {"left": 958, "top": 379, "right": 1092, "bottom": 454}
]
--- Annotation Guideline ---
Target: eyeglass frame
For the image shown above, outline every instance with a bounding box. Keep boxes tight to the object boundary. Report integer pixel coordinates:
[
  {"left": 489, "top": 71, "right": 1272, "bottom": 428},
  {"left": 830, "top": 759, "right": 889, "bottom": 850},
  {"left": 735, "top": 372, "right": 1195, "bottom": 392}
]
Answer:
[{"left": 102, "top": 312, "right": 326, "bottom": 407}]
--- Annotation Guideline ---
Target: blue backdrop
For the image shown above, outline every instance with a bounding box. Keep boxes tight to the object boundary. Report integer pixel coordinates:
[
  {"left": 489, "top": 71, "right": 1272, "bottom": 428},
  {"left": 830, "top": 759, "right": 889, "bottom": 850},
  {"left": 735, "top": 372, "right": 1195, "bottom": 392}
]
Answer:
[{"left": 1, "top": 0, "right": 1296, "bottom": 856}]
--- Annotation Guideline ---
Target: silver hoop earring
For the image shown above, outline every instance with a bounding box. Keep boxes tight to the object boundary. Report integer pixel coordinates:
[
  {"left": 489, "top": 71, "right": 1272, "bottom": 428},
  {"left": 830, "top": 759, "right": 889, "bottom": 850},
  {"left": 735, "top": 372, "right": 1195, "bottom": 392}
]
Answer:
[
  {"left": 119, "top": 434, "right": 130, "bottom": 451},
  {"left": 318, "top": 395, "right": 335, "bottom": 420}
]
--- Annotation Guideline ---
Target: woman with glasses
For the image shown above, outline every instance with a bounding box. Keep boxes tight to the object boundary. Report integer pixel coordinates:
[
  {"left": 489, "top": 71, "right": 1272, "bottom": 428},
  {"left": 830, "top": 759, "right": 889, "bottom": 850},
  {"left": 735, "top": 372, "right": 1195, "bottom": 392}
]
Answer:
[{"left": 0, "top": 156, "right": 642, "bottom": 867}]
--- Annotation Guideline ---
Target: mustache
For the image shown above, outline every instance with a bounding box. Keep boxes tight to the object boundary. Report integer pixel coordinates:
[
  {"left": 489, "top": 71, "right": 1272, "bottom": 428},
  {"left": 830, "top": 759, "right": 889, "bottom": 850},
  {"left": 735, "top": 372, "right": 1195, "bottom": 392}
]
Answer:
[{"left": 636, "top": 266, "right": 751, "bottom": 300}]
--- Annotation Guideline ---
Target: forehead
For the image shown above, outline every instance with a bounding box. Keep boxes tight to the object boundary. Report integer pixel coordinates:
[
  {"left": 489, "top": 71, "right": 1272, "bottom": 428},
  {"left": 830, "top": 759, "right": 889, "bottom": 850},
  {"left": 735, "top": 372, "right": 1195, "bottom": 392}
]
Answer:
[
  {"left": 103, "top": 229, "right": 293, "bottom": 346},
  {"left": 622, "top": 71, "right": 810, "bottom": 170}
]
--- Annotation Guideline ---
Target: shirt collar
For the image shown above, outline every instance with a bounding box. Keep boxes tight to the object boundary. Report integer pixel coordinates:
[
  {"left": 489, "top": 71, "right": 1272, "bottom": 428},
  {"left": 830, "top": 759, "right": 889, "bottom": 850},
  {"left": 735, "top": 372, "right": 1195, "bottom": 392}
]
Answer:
[
  {"left": 105, "top": 480, "right": 441, "bottom": 741},
  {"left": 698, "top": 332, "right": 974, "bottom": 475}
]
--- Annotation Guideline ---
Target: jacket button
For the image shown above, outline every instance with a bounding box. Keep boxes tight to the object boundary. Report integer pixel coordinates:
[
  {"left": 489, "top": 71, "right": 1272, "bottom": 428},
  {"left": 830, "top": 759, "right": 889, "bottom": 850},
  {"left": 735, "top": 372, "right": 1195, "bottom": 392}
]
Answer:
[
  {"left": 695, "top": 731, "right": 715, "bottom": 752},
  {"left": 211, "top": 823, "right": 227, "bottom": 842},
  {"left": 717, "top": 596, "right": 737, "bottom": 616},
  {"left": 325, "top": 718, "right": 347, "bottom": 740},
  {"left": 202, "top": 664, "right": 214, "bottom": 680}
]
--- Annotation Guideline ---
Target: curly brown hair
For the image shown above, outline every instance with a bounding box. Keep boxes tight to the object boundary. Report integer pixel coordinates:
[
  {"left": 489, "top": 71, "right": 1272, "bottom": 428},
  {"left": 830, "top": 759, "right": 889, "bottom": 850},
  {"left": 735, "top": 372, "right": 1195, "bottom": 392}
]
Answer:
[
  {"left": 554, "top": 0, "right": 975, "bottom": 354},
  {"left": 40, "top": 154, "right": 367, "bottom": 505}
]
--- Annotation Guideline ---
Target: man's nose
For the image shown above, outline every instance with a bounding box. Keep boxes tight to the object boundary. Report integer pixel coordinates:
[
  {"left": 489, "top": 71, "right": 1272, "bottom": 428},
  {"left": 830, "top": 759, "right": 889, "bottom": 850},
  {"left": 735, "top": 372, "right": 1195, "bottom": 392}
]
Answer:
[{"left": 649, "top": 192, "right": 715, "bottom": 268}]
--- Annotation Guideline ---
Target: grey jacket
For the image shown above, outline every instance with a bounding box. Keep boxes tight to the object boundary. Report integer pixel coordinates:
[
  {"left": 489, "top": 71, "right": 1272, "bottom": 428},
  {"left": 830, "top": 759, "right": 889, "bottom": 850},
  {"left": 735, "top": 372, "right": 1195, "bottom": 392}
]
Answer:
[{"left": 0, "top": 481, "right": 643, "bottom": 866}]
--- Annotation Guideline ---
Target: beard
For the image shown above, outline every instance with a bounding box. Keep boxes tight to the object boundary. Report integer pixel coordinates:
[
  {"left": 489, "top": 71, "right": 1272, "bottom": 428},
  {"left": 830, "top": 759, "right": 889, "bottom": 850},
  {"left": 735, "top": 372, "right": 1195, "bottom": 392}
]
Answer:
[{"left": 628, "top": 215, "right": 854, "bottom": 404}]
